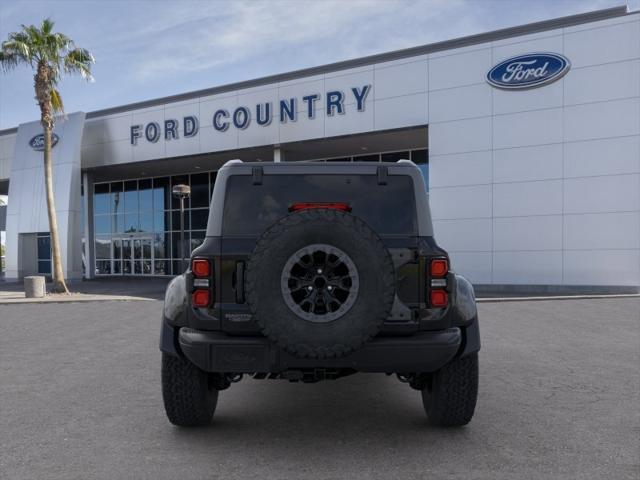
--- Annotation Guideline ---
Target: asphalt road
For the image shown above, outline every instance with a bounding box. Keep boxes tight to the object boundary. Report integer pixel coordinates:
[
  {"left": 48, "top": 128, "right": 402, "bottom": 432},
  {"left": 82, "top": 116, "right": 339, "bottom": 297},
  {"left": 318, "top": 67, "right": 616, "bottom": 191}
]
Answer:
[{"left": 1, "top": 298, "right": 638, "bottom": 480}]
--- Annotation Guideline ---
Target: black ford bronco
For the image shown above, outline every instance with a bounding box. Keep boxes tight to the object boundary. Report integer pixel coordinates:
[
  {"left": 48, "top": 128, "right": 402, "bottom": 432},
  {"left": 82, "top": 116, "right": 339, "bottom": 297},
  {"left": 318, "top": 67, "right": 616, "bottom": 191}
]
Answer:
[{"left": 160, "top": 160, "right": 480, "bottom": 427}]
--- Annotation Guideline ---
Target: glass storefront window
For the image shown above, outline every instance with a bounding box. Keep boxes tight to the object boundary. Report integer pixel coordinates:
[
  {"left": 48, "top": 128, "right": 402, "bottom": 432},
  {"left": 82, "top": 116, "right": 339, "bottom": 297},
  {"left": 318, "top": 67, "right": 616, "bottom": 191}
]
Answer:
[
  {"left": 111, "top": 182, "right": 123, "bottom": 217},
  {"left": 171, "top": 231, "right": 192, "bottom": 259},
  {"left": 190, "top": 209, "right": 208, "bottom": 230},
  {"left": 38, "top": 261, "right": 51, "bottom": 274},
  {"left": 139, "top": 178, "right": 153, "bottom": 212},
  {"left": 137, "top": 260, "right": 152, "bottom": 274},
  {"left": 94, "top": 183, "right": 110, "bottom": 214},
  {"left": 411, "top": 149, "right": 428, "bottom": 164},
  {"left": 190, "top": 173, "right": 209, "bottom": 208},
  {"left": 153, "top": 233, "right": 168, "bottom": 258},
  {"left": 37, "top": 234, "right": 50, "bottom": 259},
  {"left": 124, "top": 212, "right": 139, "bottom": 233},
  {"left": 154, "top": 260, "right": 170, "bottom": 275},
  {"left": 95, "top": 174, "right": 186, "bottom": 275},
  {"left": 95, "top": 236, "right": 111, "bottom": 259},
  {"left": 112, "top": 238, "right": 122, "bottom": 260},
  {"left": 37, "top": 232, "right": 52, "bottom": 275},
  {"left": 95, "top": 215, "right": 111, "bottom": 235},
  {"left": 171, "top": 210, "right": 190, "bottom": 232},
  {"left": 124, "top": 180, "right": 138, "bottom": 212},
  {"left": 153, "top": 211, "right": 168, "bottom": 232},
  {"left": 80, "top": 185, "right": 85, "bottom": 236},
  {"left": 139, "top": 214, "right": 153, "bottom": 233},
  {"left": 353, "top": 154, "right": 380, "bottom": 162},
  {"left": 153, "top": 177, "right": 171, "bottom": 211},
  {"left": 96, "top": 260, "right": 111, "bottom": 274},
  {"left": 111, "top": 212, "right": 124, "bottom": 234}
]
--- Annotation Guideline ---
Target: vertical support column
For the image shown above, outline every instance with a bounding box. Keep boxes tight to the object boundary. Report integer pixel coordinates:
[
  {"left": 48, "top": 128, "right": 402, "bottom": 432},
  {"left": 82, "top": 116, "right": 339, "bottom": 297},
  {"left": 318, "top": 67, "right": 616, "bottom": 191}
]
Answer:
[
  {"left": 273, "top": 146, "right": 282, "bottom": 163},
  {"left": 7, "top": 112, "right": 86, "bottom": 281},
  {"left": 82, "top": 171, "right": 95, "bottom": 279}
]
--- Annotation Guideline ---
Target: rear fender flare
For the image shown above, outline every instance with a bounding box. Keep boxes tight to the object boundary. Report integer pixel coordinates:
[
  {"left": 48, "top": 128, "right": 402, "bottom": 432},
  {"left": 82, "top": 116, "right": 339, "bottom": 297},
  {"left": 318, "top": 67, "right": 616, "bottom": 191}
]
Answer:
[
  {"left": 163, "top": 274, "right": 188, "bottom": 326},
  {"left": 449, "top": 274, "right": 477, "bottom": 325}
]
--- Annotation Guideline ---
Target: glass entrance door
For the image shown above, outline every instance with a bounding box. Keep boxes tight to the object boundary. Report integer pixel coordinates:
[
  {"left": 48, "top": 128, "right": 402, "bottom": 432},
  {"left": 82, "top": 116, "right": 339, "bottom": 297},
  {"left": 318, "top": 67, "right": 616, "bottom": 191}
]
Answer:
[
  {"left": 133, "top": 238, "right": 153, "bottom": 274},
  {"left": 114, "top": 237, "right": 153, "bottom": 275}
]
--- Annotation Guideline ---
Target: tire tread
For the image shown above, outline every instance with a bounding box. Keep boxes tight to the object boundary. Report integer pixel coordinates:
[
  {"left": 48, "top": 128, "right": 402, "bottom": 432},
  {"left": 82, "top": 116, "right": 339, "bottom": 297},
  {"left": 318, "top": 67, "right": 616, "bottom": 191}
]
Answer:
[
  {"left": 422, "top": 353, "right": 478, "bottom": 427},
  {"left": 161, "top": 353, "right": 218, "bottom": 427}
]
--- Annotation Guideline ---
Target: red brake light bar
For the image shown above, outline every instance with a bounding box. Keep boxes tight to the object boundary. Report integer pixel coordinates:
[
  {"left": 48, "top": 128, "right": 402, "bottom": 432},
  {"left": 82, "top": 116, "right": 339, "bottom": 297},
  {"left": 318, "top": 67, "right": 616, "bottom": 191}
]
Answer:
[{"left": 289, "top": 202, "right": 351, "bottom": 212}]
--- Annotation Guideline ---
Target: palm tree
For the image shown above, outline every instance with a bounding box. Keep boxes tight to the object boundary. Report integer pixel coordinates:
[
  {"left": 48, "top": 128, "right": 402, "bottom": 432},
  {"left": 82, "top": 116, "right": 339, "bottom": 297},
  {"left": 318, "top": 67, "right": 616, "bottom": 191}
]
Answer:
[{"left": 0, "top": 19, "right": 94, "bottom": 293}]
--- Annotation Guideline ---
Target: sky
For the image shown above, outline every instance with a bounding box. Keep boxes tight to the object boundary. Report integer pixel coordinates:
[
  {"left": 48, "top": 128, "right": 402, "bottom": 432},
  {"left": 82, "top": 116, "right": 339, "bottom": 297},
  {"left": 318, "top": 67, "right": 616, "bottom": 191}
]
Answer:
[{"left": 0, "top": 0, "right": 636, "bottom": 130}]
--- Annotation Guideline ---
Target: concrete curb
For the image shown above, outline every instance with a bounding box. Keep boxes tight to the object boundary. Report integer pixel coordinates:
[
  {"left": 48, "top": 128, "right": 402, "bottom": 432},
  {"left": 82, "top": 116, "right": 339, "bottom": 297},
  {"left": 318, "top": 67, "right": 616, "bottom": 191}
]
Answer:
[
  {"left": 476, "top": 293, "right": 640, "bottom": 303},
  {"left": 0, "top": 294, "right": 155, "bottom": 305}
]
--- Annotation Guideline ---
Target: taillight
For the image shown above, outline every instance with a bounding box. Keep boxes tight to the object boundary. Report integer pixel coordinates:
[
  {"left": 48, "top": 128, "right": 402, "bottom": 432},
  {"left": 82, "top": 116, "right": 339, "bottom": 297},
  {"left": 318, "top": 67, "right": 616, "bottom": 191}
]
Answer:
[
  {"left": 428, "top": 258, "right": 449, "bottom": 308},
  {"left": 289, "top": 202, "right": 351, "bottom": 212},
  {"left": 192, "top": 259, "right": 210, "bottom": 277},
  {"left": 430, "top": 258, "right": 448, "bottom": 278},
  {"left": 192, "top": 289, "right": 210, "bottom": 308},
  {"left": 430, "top": 289, "right": 448, "bottom": 307},
  {"left": 191, "top": 258, "right": 213, "bottom": 308}
]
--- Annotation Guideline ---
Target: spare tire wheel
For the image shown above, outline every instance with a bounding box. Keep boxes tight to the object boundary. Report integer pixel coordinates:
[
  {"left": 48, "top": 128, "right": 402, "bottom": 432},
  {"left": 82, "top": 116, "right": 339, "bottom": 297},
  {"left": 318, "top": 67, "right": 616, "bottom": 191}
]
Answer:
[{"left": 245, "top": 208, "right": 395, "bottom": 359}]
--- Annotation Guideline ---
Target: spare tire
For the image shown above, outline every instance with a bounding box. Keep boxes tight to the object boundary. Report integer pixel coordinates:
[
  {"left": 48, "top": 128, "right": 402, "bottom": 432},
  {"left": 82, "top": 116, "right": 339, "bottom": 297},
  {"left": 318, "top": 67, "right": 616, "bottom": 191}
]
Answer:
[{"left": 245, "top": 208, "right": 395, "bottom": 359}]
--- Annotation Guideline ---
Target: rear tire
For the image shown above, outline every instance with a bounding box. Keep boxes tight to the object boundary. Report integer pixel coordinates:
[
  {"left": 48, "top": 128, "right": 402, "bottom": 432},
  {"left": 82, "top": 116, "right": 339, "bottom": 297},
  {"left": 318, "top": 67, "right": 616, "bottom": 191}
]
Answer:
[
  {"left": 421, "top": 353, "right": 478, "bottom": 427},
  {"left": 161, "top": 353, "right": 218, "bottom": 427}
]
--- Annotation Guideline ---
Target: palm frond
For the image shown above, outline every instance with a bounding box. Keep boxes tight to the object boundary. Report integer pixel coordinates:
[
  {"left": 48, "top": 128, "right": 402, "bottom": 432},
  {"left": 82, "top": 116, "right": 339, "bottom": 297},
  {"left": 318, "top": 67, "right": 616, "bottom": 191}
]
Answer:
[
  {"left": 2, "top": 18, "right": 95, "bottom": 117},
  {"left": 2, "top": 35, "right": 33, "bottom": 62},
  {"left": 41, "top": 18, "right": 55, "bottom": 35},
  {"left": 50, "top": 88, "right": 64, "bottom": 114},
  {"left": 21, "top": 24, "right": 44, "bottom": 55},
  {"left": 0, "top": 50, "right": 19, "bottom": 70},
  {"left": 53, "top": 32, "right": 71, "bottom": 50},
  {"left": 8, "top": 31, "right": 33, "bottom": 50},
  {"left": 64, "top": 47, "right": 94, "bottom": 81}
]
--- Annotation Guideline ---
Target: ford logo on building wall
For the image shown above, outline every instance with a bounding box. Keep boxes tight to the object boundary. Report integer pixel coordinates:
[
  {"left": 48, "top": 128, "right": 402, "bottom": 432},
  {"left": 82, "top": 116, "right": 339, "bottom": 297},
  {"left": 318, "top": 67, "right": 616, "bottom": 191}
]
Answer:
[
  {"left": 29, "top": 133, "right": 59, "bottom": 151},
  {"left": 487, "top": 53, "right": 570, "bottom": 90}
]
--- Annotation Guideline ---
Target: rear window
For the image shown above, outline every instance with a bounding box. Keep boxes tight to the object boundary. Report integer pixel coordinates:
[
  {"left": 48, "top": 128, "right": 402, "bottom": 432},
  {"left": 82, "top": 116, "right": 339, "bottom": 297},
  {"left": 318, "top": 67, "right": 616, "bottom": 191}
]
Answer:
[{"left": 222, "top": 174, "right": 417, "bottom": 236}]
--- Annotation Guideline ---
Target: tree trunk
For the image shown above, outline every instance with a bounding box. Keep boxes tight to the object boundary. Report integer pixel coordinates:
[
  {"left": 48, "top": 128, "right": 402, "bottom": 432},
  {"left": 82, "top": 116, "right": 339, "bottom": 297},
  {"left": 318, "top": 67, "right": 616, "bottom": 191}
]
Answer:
[
  {"left": 36, "top": 63, "right": 69, "bottom": 294},
  {"left": 43, "top": 123, "right": 69, "bottom": 293}
]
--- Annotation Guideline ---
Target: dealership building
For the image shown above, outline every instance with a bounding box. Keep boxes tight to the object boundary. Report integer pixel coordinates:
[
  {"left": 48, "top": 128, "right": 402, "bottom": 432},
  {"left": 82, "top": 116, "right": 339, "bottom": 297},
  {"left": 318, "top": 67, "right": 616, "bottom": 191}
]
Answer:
[{"left": 0, "top": 6, "right": 638, "bottom": 291}]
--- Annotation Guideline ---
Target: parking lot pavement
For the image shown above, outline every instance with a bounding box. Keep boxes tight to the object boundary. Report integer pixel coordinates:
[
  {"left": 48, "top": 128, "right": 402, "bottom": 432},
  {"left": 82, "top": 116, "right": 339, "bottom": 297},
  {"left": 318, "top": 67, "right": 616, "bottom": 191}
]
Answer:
[
  {"left": 1, "top": 298, "right": 638, "bottom": 480},
  {"left": 0, "top": 277, "right": 170, "bottom": 303}
]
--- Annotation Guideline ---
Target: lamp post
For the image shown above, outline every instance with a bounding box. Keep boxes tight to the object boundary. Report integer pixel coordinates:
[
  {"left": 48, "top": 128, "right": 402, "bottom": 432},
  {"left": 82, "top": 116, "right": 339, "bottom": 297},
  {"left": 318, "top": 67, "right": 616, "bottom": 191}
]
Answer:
[{"left": 172, "top": 184, "right": 191, "bottom": 273}]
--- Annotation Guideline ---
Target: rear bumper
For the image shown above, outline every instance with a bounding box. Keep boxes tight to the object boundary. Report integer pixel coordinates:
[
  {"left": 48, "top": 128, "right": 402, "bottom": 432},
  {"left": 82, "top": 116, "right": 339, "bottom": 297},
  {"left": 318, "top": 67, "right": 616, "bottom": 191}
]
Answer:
[{"left": 177, "top": 327, "right": 463, "bottom": 374}]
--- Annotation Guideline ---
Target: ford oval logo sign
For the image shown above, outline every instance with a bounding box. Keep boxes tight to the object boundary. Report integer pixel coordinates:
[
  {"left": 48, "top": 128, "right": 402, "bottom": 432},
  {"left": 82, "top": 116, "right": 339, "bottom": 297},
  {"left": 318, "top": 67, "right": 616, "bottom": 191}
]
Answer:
[
  {"left": 29, "top": 133, "right": 59, "bottom": 151},
  {"left": 487, "top": 53, "right": 570, "bottom": 90}
]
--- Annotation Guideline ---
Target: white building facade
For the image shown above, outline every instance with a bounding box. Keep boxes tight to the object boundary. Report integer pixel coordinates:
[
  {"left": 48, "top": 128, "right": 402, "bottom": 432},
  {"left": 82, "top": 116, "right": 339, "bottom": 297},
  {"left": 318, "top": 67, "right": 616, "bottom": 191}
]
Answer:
[{"left": 0, "top": 6, "right": 638, "bottom": 291}]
